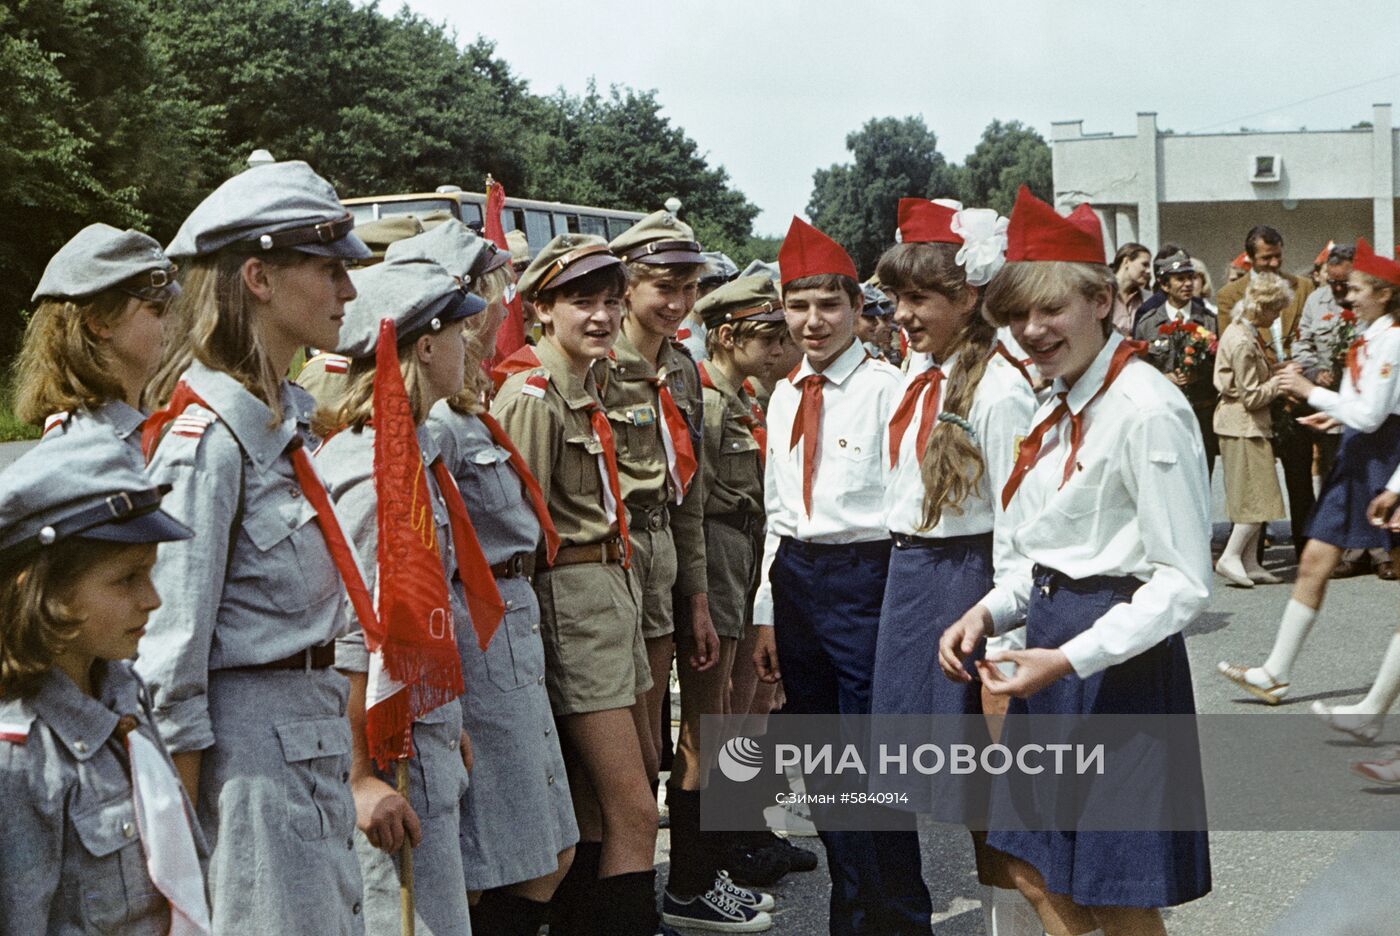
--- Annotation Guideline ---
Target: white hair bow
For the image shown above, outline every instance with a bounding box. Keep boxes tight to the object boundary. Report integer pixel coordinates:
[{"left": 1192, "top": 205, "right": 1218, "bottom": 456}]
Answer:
[{"left": 951, "top": 208, "right": 1010, "bottom": 286}]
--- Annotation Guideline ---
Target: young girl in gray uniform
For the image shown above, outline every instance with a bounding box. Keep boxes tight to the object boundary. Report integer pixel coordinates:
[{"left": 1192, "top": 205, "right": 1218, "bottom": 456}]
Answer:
[
  {"left": 0, "top": 424, "right": 209, "bottom": 935},
  {"left": 318, "top": 257, "right": 484, "bottom": 936},
  {"left": 137, "top": 160, "right": 373, "bottom": 934},
  {"left": 16, "top": 223, "right": 180, "bottom": 447},
  {"left": 398, "top": 222, "right": 581, "bottom": 936}
]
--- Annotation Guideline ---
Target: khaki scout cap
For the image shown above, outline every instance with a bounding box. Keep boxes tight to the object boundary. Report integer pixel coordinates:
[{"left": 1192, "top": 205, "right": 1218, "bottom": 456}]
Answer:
[
  {"left": 518, "top": 233, "right": 623, "bottom": 301},
  {"left": 354, "top": 215, "right": 425, "bottom": 264},
  {"left": 506, "top": 230, "right": 530, "bottom": 264},
  {"left": 694, "top": 274, "right": 785, "bottom": 330},
  {"left": 609, "top": 210, "right": 704, "bottom": 266}
]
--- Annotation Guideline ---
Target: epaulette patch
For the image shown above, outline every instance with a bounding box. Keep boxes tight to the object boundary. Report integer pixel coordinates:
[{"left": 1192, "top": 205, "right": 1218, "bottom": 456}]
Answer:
[
  {"left": 522, "top": 373, "right": 550, "bottom": 399},
  {"left": 0, "top": 720, "right": 30, "bottom": 744},
  {"left": 171, "top": 413, "right": 214, "bottom": 439},
  {"left": 42, "top": 411, "right": 70, "bottom": 436},
  {"left": 323, "top": 355, "right": 350, "bottom": 375}
]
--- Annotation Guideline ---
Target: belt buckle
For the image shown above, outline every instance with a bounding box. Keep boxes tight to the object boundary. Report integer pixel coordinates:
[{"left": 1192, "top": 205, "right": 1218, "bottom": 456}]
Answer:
[
  {"left": 302, "top": 647, "right": 315, "bottom": 672},
  {"left": 509, "top": 554, "right": 525, "bottom": 577},
  {"left": 648, "top": 508, "right": 665, "bottom": 531},
  {"left": 1039, "top": 578, "right": 1054, "bottom": 599}
]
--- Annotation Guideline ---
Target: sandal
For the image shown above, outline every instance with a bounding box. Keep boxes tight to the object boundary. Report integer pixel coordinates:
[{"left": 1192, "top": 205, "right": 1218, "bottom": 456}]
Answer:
[
  {"left": 1351, "top": 748, "right": 1400, "bottom": 784},
  {"left": 1217, "top": 662, "right": 1289, "bottom": 705},
  {"left": 1313, "top": 701, "right": 1383, "bottom": 742}
]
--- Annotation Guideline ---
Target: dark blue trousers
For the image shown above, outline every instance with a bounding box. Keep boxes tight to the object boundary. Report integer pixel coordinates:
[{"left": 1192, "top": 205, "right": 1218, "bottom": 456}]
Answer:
[{"left": 772, "top": 537, "right": 933, "bottom": 936}]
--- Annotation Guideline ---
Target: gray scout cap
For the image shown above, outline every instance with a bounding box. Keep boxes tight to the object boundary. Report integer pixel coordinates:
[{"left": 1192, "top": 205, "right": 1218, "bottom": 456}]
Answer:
[
  {"left": 861, "top": 283, "right": 893, "bottom": 317},
  {"left": 740, "top": 259, "right": 781, "bottom": 284},
  {"left": 695, "top": 274, "right": 785, "bottom": 330},
  {"left": 32, "top": 224, "right": 179, "bottom": 303},
  {"left": 338, "top": 259, "right": 486, "bottom": 359},
  {"left": 354, "top": 215, "right": 425, "bottom": 264},
  {"left": 383, "top": 219, "right": 512, "bottom": 288},
  {"left": 609, "top": 210, "right": 704, "bottom": 266},
  {"left": 518, "top": 233, "right": 623, "bottom": 302},
  {"left": 1157, "top": 250, "right": 1194, "bottom": 279},
  {"left": 0, "top": 422, "right": 191, "bottom": 563},
  {"left": 699, "top": 251, "right": 739, "bottom": 287},
  {"left": 166, "top": 160, "right": 370, "bottom": 261}
]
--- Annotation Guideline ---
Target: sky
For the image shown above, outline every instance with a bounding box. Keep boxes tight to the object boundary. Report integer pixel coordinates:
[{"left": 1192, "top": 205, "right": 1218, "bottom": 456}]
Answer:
[{"left": 399, "top": 0, "right": 1400, "bottom": 235}]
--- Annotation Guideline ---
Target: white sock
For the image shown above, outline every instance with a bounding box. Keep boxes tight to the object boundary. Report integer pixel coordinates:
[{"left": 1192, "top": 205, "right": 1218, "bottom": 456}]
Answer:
[
  {"left": 1258, "top": 599, "right": 1316, "bottom": 685},
  {"left": 1220, "top": 523, "right": 1256, "bottom": 567},
  {"left": 983, "top": 885, "right": 1041, "bottom": 936},
  {"left": 1334, "top": 633, "right": 1400, "bottom": 716},
  {"left": 1043, "top": 931, "right": 1103, "bottom": 936}
]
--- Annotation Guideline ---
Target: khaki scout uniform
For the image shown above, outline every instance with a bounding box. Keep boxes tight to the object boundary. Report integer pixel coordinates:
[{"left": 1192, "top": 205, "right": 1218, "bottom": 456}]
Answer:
[
  {"left": 692, "top": 275, "right": 784, "bottom": 640},
  {"left": 492, "top": 336, "right": 649, "bottom": 714},
  {"left": 604, "top": 212, "right": 710, "bottom": 640},
  {"left": 599, "top": 331, "right": 707, "bottom": 638}
]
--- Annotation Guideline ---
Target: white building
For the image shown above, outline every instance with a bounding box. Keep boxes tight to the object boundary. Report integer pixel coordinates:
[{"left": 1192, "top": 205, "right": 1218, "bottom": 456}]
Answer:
[{"left": 1051, "top": 103, "right": 1399, "bottom": 281}]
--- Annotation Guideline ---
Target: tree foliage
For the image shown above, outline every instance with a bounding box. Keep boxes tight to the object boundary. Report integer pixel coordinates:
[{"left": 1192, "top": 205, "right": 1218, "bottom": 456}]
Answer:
[
  {"left": 0, "top": 0, "right": 758, "bottom": 358},
  {"left": 805, "top": 116, "right": 1053, "bottom": 277}
]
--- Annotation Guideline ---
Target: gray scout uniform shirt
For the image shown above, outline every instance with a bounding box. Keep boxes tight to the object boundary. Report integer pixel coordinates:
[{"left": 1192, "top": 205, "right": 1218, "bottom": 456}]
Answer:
[
  {"left": 40, "top": 399, "right": 145, "bottom": 452},
  {"left": 136, "top": 359, "right": 350, "bottom": 752},
  {"left": 426, "top": 401, "right": 580, "bottom": 891},
  {"left": 316, "top": 423, "right": 472, "bottom": 936},
  {"left": 0, "top": 662, "right": 204, "bottom": 936}
]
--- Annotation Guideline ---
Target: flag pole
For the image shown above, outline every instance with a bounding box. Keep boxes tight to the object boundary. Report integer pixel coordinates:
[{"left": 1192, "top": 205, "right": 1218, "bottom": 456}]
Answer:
[{"left": 397, "top": 757, "right": 415, "bottom": 936}]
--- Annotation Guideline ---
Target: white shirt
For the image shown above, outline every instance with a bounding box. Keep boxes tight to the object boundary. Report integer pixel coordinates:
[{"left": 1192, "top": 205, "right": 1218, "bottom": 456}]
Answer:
[
  {"left": 1306, "top": 313, "right": 1400, "bottom": 433},
  {"left": 1165, "top": 298, "right": 1190, "bottom": 323},
  {"left": 883, "top": 348, "right": 1037, "bottom": 596},
  {"left": 978, "top": 333, "right": 1213, "bottom": 678},
  {"left": 752, "top": 339, "right": 903, "bottom": 626}
]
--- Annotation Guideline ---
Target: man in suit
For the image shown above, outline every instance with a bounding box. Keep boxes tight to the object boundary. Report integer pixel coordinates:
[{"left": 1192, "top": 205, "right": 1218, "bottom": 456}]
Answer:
[
  {"left": 1213, "top": 226, "right": 1318, "bottom": 562},
  {"left": 1134, "top": 250, "right": 1220, "bottom": 477}
]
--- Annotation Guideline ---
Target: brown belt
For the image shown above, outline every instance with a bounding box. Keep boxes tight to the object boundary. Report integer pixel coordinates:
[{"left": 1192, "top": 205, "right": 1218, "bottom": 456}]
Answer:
[
  {"left": 491, "top": 552, "right": 536, "bottom": 580},
  {"left": 241, "top": 642, "right": 337, "bottom": 672},
  {"left": 550, "top": 539, "right": 625, "bottom": 568}
]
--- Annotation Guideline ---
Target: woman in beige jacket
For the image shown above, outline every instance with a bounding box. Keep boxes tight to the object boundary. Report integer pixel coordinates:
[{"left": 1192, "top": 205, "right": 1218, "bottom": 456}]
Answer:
[{"left": 1213, "top": 272, "right": 1293, "bottom": 586}]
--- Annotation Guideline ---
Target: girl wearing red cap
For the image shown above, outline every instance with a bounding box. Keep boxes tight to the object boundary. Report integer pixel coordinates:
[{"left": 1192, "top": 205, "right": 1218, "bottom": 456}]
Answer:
[
  {"left": 939, "top": 187, "right": 1212, "bottom": 936},
  {"left": 1219, "top": 239, "right": 1400, "bottom": 734},
  {"left": 873, "top": 198, "right": 1040, "bottom": 936}
]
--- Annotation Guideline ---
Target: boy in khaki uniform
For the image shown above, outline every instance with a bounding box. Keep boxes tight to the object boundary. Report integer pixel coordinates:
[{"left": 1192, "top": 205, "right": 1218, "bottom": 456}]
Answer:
[
  {"left": 602, "top": 212, "right": 720, "bottom": 795},
  {"left": 491, "top": 233, "right": 667, "bottom": 936}
]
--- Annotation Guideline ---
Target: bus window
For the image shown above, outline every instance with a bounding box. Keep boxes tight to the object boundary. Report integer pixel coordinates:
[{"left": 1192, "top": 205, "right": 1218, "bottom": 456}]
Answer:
[
  {"left": 523, "top": 210, "right": 553, "bottom": 252},
  {"left": 347, "top": 204, "right": 378, "bottom": 224},
  {"left": 505, "top": 208, "right": 523, "bottom": 233},
  {"left": 459, "top": 202, "right": 483, "bottom": 228},
  {"left": 607, "top": 218, "right": 633, "bottom": 240},
  {"left": 374, "top": 197, "right": 461, "bottom": 221},
  {"left": 554, "top": 213, "right": 580, "bottom": 235},
  {"left": 579, "top": 215, "right": 607, "bottom": 237}
]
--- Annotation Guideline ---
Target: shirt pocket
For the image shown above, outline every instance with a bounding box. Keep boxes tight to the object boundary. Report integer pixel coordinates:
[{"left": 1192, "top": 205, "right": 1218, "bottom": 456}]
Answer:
[
  {"left": 71, "top": 796, "right": 164, "bottom": 931},
  {"left": 406, "top": 703, "right": 468, "bottom": 817},
  {"left": 607, "top": 404, "right": 659, "bottom": 462},
  {"left": 239, "top": 500, "right": 341, "bottom": 613},
  {"left": 483, "top": 602, "right": 536, "bottom": 693},
  {"left": 719, "top": 428, "right": 761, "bottom": 486},
  {"left": 562, "top": 433, "right": 603, "bottom": 499},
  {"left": 464, "top": 445, "right": 517, "bottom": 513},
  {"left": 274, "top": 716, "right": 354, "bottom": 841},
  {"left": 827, "top": 429, "right": 883, "bottom": 508}
]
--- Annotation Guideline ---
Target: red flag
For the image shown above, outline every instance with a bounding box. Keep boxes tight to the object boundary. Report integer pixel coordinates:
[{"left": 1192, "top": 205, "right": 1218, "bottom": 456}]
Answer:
[
  {"left": 485, "top": 177, "right": 529, "bottom": 364},
  {"left": 366, "top": 319, "right": 466, "bottom": 769}
]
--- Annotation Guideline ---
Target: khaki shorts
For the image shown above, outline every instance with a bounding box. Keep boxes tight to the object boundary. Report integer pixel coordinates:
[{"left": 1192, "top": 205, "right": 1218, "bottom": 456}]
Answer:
[
  {"left": 701, "top": 517, "right": 760, "bottom": 640},
  {"left": 535, "top": 563, "right": 651, "bottom": 715},
  {"left": 627, "top": 522, "right": 678, "bottom": 640}
]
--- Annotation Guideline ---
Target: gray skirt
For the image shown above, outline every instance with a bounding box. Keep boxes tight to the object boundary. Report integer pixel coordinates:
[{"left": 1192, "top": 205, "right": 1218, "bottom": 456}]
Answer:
[
  {"left": 203, "top": 668, "right": 364, "bottom": 935},
  {"left": 459, "top": 576, "right": 579, "bottom": 891}
]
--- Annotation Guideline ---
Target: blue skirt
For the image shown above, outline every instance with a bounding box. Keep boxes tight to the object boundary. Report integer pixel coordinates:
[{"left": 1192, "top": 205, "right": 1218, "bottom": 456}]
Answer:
[
  {"left": 1306, "top": 414, "right": 1400, "bottom": 550},
  {"left": 871, "top": 532, "right": 993, "bottom": 818},
  {"left": 986, "top": 567, "right": 1211, "bottom": 909}
]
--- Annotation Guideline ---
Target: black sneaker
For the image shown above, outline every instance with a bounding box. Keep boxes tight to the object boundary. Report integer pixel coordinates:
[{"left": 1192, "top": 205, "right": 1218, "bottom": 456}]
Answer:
[
  {"left": 762, "top": 834, "right": 817, "bottom": 873},
  {"left": 713, "top": 871, "right": 775, "bottom": 911},
  {"left": 722, "top": 841, "right": 790, "bottom": 887},
  {"left": 662, "top": 884, "right": 773, "bottom": 932}
]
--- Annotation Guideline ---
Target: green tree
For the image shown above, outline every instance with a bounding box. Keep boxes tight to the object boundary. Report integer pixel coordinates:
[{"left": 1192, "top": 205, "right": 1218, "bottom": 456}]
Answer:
[
  {"left": 956, "top": 119, "right": 1052, "bottom": 216},
  {"left": 806, "top": 116, "right": 956, "bottom": 276}
]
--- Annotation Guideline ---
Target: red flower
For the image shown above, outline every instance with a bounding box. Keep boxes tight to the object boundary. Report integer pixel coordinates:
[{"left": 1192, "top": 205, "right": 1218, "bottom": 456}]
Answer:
[
  {"left": 1158, "top": 321, "right": 1177, "bottom": 335},
  {"left": 1341, "top": 309, "right": 1357, "bottom": 323}
]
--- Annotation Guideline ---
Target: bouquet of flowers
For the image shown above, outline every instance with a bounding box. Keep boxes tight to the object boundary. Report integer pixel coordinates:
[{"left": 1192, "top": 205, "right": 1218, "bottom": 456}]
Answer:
[
  {"left": 1155, "top": 319, "right": 1218, "bottom": 381},
  {"left": 1320, "top": 309, "right": 1359, "bottom": 382}
]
